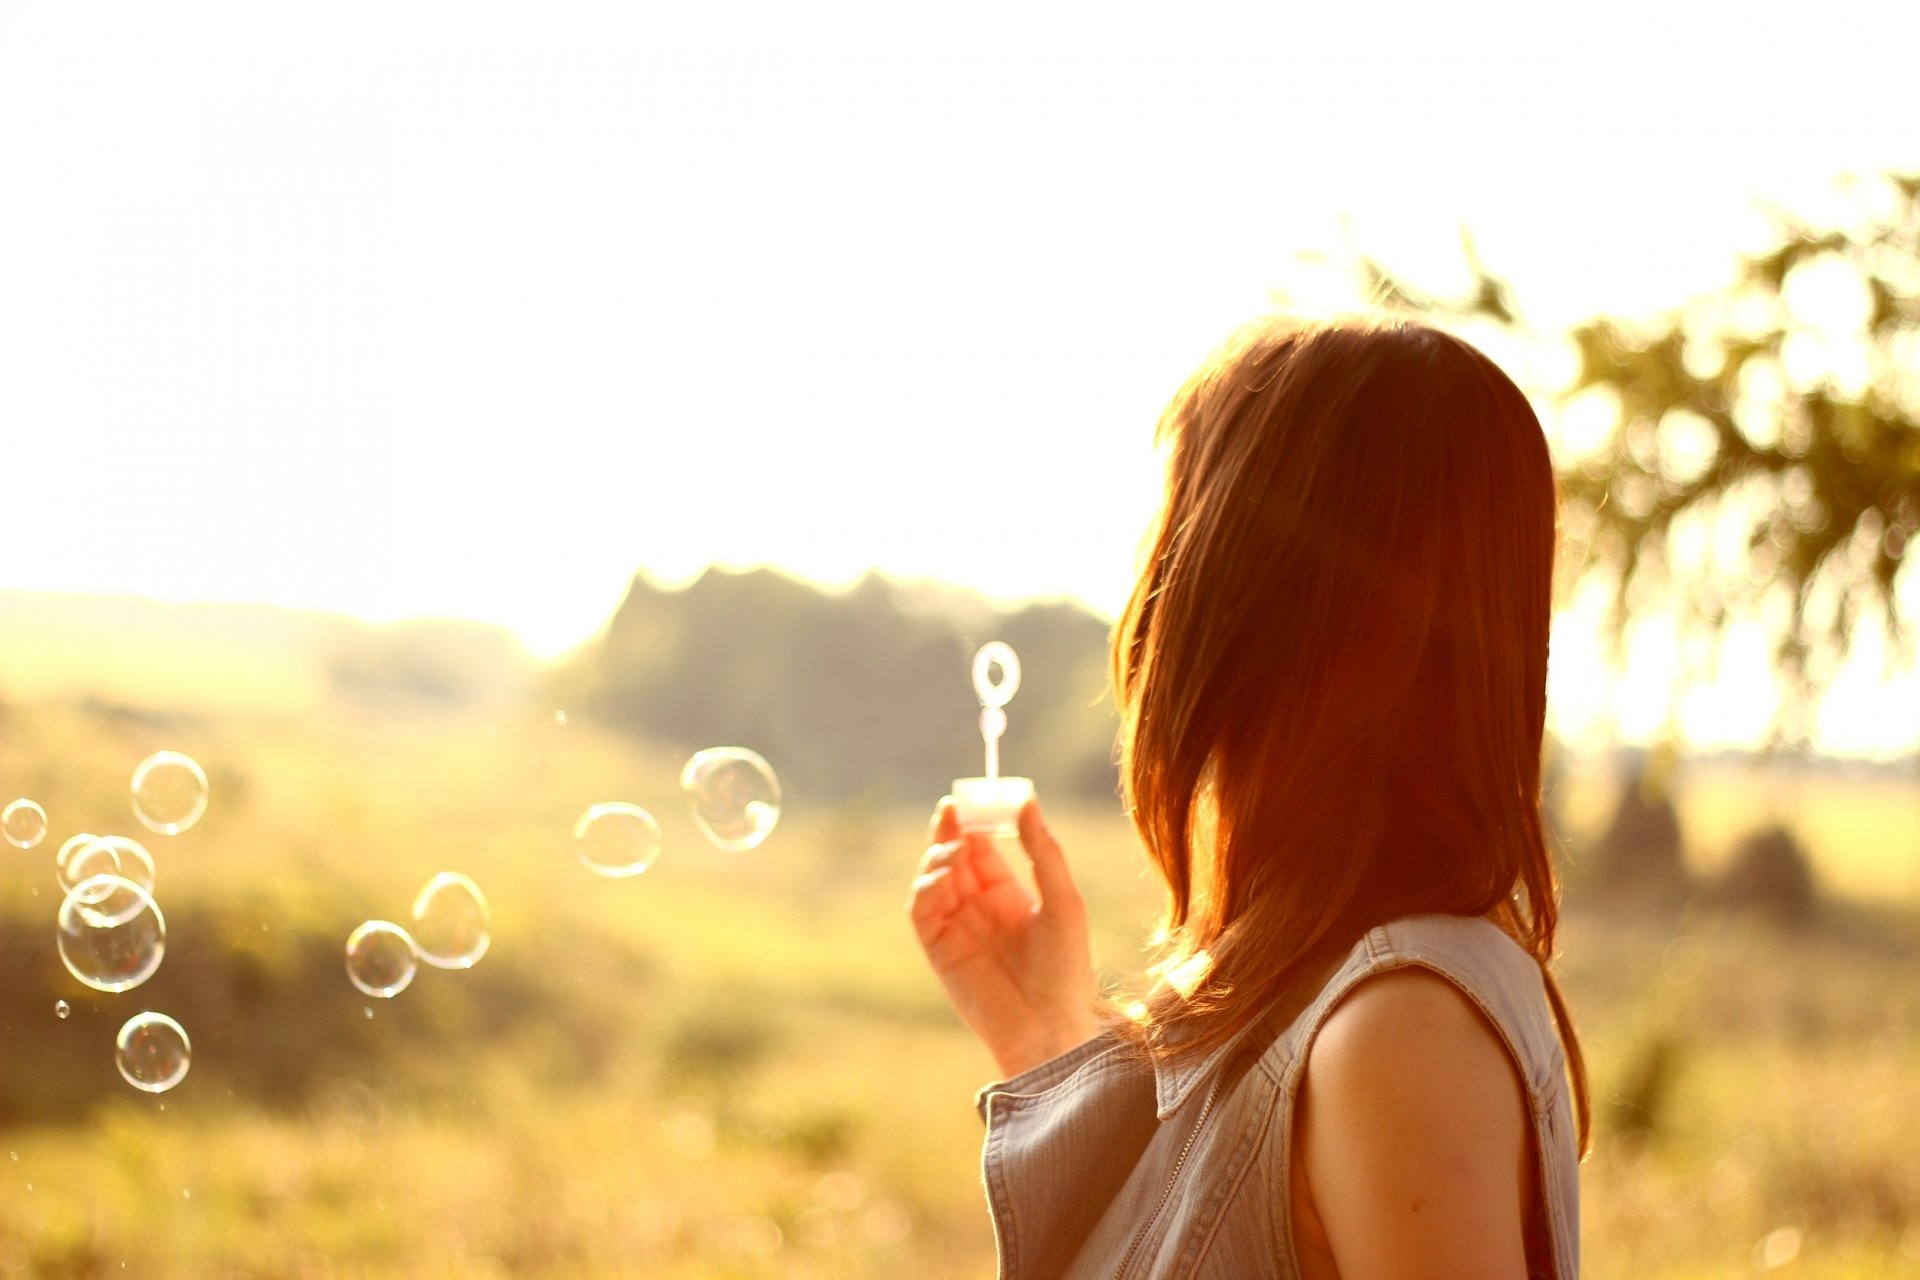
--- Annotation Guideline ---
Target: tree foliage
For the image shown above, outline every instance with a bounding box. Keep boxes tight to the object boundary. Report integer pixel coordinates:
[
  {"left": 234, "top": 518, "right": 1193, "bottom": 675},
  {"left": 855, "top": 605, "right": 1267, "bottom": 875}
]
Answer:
[{"left": 1368, "top": 172, "right": 1920, "bottom": 741}]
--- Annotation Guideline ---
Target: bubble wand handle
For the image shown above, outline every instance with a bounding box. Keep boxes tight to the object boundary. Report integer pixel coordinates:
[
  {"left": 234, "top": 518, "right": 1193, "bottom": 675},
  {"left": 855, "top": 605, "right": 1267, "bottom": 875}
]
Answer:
[{"left": 981, "top": 707, "right": 1006, "bottom": 781}]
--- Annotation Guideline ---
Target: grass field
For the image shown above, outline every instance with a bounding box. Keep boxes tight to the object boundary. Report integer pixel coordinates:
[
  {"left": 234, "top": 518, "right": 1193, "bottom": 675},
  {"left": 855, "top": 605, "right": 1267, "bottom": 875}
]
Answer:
[{"left": 1, "top": 698, "right": 1917, "bottom": 1278}]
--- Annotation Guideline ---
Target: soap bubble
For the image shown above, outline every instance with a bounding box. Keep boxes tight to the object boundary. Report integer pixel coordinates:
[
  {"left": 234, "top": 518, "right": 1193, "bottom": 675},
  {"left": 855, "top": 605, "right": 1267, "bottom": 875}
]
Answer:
[
  {"left": 2, "top": 799, "right": 48, "bottom": 849},
  {"left": 116, "top": 1012, "right": 191, "bottom": 1093},
  {"left": 574, "top": 802, "right": 662, "bottom": 878},
  {"left": 130, "top": 751, "right": 209, "bottom": 835},
  {"left": 56, "top": 832, "right": 99, "bottom": 870},
  {"left": 59, "top": 836, "right": 155, "bottom": 899},
  {"left": 681, "top": 748, "right": 781, "bottom": 852},
  {"left": 410, "top": 872, "right": 491, "bottom": 969},
  {"left": 58, "top": 835, "right": 121, "bottom": 894},
  {"left": 58, "top": 875, "right": 167, "bottom": 992},
  {"left": 55, "top": 1000, "right": 70, "bottom": 1019},
  {"left": 345, "top": 921, "right": 418, "bottom": 998}
]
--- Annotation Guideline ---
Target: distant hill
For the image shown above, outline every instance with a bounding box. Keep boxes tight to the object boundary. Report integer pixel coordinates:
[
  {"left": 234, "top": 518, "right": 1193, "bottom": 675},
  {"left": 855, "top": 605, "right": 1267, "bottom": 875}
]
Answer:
[
  {"left": 0, "top": 592, "right": 531, "bottom": 714},
  {"left": 554, "top": 569, "right": 1121, "bottom": 805}
]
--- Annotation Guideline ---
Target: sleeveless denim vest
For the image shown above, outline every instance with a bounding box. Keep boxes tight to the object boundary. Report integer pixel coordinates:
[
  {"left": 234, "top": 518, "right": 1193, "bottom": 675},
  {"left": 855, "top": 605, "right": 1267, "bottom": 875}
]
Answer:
[{"left": 974, "top": 914, "right": 1581, "bottom": 1279}]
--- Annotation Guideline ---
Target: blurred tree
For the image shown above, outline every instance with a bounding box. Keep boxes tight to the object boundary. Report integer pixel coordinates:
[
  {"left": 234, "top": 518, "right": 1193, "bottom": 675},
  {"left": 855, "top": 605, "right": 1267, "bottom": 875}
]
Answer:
[
  {"left": 557, "top": 568, "right": 1118, "bottom": 805},
  {"left": 1591, "top": 749, "right": 1690, "bottom": 899},
  {"left": 1367, "top": 171, "right": 1920, "bottom": 743},
  {"left": 1716, "top": 822, "right": 1819, "bottom": 924}
]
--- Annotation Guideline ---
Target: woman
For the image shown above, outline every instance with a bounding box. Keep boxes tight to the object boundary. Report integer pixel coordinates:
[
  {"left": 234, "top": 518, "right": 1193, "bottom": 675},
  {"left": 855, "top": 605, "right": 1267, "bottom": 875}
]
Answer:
[{"left": 909, "top": 315, "right": 1589, "bottom": 1278}]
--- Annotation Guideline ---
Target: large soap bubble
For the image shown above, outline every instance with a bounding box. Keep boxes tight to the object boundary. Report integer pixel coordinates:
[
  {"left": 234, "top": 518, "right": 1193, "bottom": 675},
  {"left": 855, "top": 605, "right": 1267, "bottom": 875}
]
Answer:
[
  {"left": 410, "top": 872, "right": 491, "bottom": 969},
  {"left": 116, "top": 1012, "right": 192, "bottom": 1093},
  {"left": 58, "top": 875, "right": 167, "bottom": 993},
  {"left": 2, "top": 799, "right": 47, "bottom": 849},
  {"left": 130, "top": 751, "right": 209, "bottom": 835},
  {"left": 345, "top": 920, "right": 419, "bottom": 998},
  {"left": 574, "top": 802, "right": 663, "bottom": 878}
]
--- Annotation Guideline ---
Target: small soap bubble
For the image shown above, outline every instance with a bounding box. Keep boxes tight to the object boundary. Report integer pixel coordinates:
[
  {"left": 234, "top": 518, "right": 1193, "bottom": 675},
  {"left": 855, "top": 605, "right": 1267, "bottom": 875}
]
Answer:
[
  {"left": 130, "top": 751, "right": 209, "bottom": 835},
  {"left": 58, "top": 875, "right": 167, "bottom": 993},
  {"left": 410, "top": 872, "right": 491, "bottom": 969},
  {"left": 2, "top": 799, "right": 48, "bottom": 849},
  {"left": 64, "top": 836, "right": 156, "bottom": 898},
  {"left": 345, "top": 921, "right": 418, "bottom": 998},
  {"left": 54, "top": 1000, "right": 70, "bottom": 1020},
  {"left": 573, "top": 802, "right": 662, "bottom": 878},
  {"left": 116, "top": 1012, "right": 191, "bottom": 1093},
  {"left": 681, "top": 748, "right": 781, "bottom": 852},
  {"left": 58, "top": 836, "right": 123, "bottom": 895},
  {"left": 553, "top": 709, "right": 568, "bottom": 727},
  {"left": 364, "top": 1006, "right": 374, "bottom": 1020}
]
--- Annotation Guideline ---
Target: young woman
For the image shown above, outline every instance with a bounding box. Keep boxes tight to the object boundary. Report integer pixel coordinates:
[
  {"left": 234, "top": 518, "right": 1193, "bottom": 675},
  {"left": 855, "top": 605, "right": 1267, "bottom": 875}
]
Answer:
[{"left": 909, "top": 315, "right": 1589, "bottom": 1279}]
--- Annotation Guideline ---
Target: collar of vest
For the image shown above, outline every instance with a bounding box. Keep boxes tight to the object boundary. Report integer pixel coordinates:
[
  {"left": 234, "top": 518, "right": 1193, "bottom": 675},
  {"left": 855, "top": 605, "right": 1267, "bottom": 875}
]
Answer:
[
  {"left": 1145, "top": 941, "right": 1367, "bottom": 1120},
  {"left": 1147, "top": 1005, "right": 1286, "bottom": 1120}
]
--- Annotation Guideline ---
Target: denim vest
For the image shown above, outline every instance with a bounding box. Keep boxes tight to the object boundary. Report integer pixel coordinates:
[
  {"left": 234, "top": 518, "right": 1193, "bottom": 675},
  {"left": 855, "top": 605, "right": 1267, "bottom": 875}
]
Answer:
[{"left": 974, "top": 914, "right": 1581, "bottom": 1279}]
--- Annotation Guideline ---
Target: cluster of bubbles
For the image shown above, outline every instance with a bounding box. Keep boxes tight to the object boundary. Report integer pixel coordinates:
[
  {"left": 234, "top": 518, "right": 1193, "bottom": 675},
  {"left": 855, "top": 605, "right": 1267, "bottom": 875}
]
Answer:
[
  {"left": 18, "top": 730, "right": 788, "bottom": 1094},
  {"left": 346, "top": 871, "right": 492, "bottom": 1001},
  {"left": 21, "top": 751, "right": 209, "bottom": 1094},
  {"left": 344, "top": 744, "right": 781, "bottom": 1002},
  {"left": 574, "top": 746, "right": 781, "bottom": 879}
]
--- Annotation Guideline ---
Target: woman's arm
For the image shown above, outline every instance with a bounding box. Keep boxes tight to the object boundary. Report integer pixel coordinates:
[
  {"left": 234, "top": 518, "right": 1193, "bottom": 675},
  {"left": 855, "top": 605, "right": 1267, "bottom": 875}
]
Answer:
[{"left": 1294, "top": 967, "right": 1536, "bottom": 1280}]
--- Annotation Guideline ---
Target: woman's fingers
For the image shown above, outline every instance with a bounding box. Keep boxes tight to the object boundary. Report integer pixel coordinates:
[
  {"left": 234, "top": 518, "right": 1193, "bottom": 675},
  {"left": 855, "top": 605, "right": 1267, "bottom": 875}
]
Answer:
[
  {"left": 917, "top": 839, "right": 965, "bottom": 876},
  {"left": 965, "top": 829, "right": 1017, "bottom": 890},
  {"left": 1017, "top": 799, "right": 1084, "bottom": 919},
  {"left": 927, "top": 796, "right": 960, "bottom": 846},
  {"left": 908, "top": 865, "right": 957, "bottom": 934}
]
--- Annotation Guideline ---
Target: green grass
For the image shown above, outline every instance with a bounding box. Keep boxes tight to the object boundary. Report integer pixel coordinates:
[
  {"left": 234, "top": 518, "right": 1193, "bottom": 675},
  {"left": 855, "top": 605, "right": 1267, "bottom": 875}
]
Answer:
[{"left": 1, "top": 701, "right": 1917, "bottom": 1277}]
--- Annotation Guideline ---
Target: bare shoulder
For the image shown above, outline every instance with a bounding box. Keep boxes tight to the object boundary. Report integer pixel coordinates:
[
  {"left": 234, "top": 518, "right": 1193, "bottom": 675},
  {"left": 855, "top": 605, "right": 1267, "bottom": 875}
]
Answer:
[
  {"left": 1294, "top": 965, "right": 1532, "bottom": 1280},
  {"left": 1312, "top": 964, "right": 1512, "bottom": 1071}
]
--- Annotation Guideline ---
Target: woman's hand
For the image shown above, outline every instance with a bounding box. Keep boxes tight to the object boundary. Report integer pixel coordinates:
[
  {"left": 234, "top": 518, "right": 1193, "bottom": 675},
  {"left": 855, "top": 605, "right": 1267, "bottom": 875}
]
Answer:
[{"left": 907, "top": 796, "right": 1101, "bottom": 1079}]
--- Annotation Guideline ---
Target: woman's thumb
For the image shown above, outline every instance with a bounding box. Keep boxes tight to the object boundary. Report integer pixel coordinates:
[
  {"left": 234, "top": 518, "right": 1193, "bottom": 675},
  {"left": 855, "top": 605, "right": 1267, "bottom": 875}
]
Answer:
[{"left": 1017, "top": 799, "right": 1082, "bottom": 917}]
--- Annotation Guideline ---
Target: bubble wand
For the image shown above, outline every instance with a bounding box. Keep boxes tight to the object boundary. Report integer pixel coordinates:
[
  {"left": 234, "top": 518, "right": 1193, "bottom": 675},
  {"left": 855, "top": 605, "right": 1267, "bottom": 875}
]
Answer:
[{"left": 951, "top": 641, "right": 1036, "bottom": 836}]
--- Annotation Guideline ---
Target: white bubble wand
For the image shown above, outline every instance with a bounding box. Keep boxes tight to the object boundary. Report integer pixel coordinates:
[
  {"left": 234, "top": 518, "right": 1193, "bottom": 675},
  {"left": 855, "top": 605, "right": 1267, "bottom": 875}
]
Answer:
[{"left": 952, "top": 641, "right": 1036, "bottom": 836}]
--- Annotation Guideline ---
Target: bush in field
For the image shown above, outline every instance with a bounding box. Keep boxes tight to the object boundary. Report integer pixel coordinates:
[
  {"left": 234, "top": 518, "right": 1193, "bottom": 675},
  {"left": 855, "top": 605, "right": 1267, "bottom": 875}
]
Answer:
[
  {"left": 661, "top": 986, "right": 785, "bottom": 1080},
  {"left": 1602, "top": 1028, "right": 1682, "bottom": 1146},
  {"left": 1591, "top": 759, "right": 1690, "bottom": 898},
  {"left": 1717, "top": 823, "right": 1819, "bottom": 923}
]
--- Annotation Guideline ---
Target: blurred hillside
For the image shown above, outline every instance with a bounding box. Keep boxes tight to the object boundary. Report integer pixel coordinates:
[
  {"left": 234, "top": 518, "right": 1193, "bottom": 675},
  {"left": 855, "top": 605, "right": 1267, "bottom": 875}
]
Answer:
[
  {"left": 0, "top": 575, "right": 1124, "bottom": 807},
  {"left": 0, "top": 592, "right": 532, "bottom": 715},
  {"left": 553, "top": 569, "right": 1120, "bottom": 805}
]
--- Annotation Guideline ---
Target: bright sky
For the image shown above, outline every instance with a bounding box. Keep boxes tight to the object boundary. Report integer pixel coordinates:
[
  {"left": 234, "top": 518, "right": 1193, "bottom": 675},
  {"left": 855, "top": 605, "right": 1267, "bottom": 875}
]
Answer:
[{"left": 2, "top": 1, "right": 1917, "bottom": 754}]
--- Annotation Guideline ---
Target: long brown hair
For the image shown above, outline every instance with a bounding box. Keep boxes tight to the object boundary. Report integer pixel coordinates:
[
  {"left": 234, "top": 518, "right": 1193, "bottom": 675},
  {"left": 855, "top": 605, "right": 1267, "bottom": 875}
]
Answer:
[{"left": 1111, "top": 313, "right": 1591, "bottom": 1155}]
